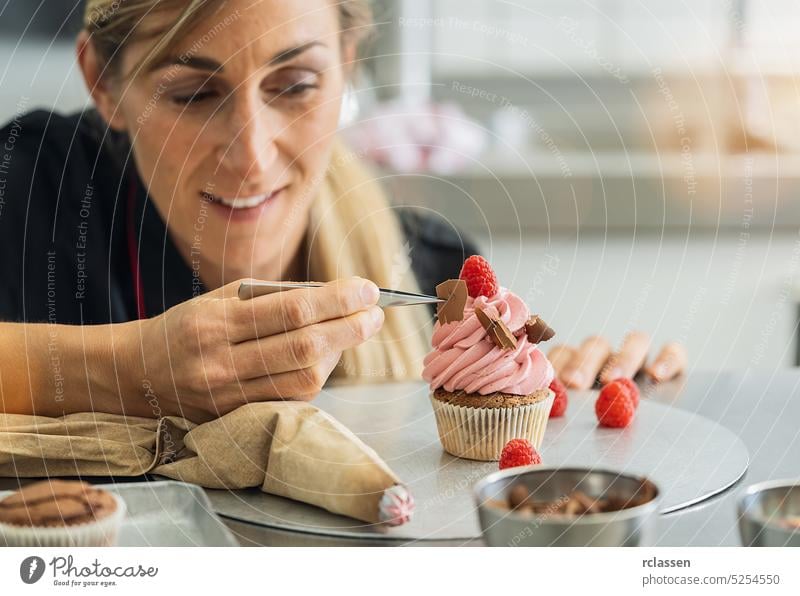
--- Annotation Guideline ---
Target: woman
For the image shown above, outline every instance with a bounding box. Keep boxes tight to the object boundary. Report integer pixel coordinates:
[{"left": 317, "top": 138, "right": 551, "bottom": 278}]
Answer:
[{"left": 0, "top": 0, "right": 679, "bottom": 423}]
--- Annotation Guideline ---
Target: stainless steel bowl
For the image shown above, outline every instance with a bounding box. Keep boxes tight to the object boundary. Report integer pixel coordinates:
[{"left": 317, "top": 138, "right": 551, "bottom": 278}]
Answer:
[
  {"left": 738, "top": 479, "right": 800, "bottom": 547},
  {"left": 474, "top": 466, "right": 661, "bottom": 547}
]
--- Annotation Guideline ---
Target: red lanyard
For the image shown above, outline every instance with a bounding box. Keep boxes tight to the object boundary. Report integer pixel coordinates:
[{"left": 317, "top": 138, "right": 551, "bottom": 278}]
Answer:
[{"left": 126, "top": 177, "right": 146, "bottom": 319}]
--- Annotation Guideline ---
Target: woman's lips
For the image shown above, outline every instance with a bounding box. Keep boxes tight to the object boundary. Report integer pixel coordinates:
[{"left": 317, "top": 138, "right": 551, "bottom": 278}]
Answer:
[{"left": 200, "top": 187, "right": 287, "bottom": 221}]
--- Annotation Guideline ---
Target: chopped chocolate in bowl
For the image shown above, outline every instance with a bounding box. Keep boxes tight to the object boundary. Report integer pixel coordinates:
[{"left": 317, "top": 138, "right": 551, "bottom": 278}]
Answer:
[
  {"left": 474, "top": 467, "right": 661, "bottom": 546},
  {"left": 738, "top": 480, "right": 800, "bottom": 546},
  {"left": 491, "top": 478, "right": 658, "bottom": 517}
]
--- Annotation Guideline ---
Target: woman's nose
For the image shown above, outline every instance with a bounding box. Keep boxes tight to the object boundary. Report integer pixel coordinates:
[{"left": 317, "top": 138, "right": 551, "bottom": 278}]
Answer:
[{"left": 219, "top": 96, "right": 278, "bottom": 180}]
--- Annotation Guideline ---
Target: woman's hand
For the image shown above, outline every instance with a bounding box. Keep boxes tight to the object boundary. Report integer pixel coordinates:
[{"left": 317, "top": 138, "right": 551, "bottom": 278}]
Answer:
[
  {"left": 129, "top": 277, "right": 384, "bottom": 422},
  {"left": 548, "top": 331, "right": 687, "bottom": 389}
]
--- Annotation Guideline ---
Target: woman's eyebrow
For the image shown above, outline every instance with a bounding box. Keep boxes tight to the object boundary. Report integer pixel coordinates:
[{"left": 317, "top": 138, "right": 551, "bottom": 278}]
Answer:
[
  {"left": 155, "top": 41, "right": 326, "bottom": 72},
  {"left": 268, "top": 41, "right": 325, "bottom": 65}
]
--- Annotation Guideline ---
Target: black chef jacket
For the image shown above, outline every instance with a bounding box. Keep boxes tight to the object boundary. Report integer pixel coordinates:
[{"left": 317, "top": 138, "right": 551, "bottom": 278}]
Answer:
[{"left": 0, "top": 110, "right": 478, "bottom": 325}]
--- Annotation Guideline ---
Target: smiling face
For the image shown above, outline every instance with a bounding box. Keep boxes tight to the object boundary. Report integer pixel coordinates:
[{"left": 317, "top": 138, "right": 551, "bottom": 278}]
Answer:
[{"left": 100, "top": 0, "right": 348, "bottom": 283}]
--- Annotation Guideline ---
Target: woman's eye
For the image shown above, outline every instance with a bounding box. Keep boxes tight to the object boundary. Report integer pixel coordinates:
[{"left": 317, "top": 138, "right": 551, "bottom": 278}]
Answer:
[
  {"left": 171, "top": 90, "right": 217, "bottom": 105},
  {"left": 265, "top": 71, "right": 320, "bottom": 99},
  {"left": 283, "top": 82, "right": 318, "bottom": 96}
]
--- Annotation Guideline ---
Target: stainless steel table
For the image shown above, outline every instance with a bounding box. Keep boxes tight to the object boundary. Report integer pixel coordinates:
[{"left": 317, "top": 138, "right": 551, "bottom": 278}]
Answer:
[
  {"left": 1, "top": 370, "right": 796, "bottom": 546},
  {"left": 219, "top": 370, "right": 800, "bottom": 546},
  {"left": 209, "top": 378, "right": 747, "bottom": 543}
]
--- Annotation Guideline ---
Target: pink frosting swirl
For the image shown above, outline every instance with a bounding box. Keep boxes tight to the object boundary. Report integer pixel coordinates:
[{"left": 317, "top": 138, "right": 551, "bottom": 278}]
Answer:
[
  {"left": 422, "top": 287, "right": 554, "bottom": 395},
  {"left": 378, "top": 484, "right": 414, "bottom": 527}
]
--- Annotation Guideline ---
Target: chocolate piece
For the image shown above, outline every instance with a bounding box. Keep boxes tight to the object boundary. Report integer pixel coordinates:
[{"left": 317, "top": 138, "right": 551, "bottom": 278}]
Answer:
[
  {"left": 502, "top": 485, "right": 554, "bottom": 514},
  {"left": 529, "top": 501, "right": 555, "bottom": 514},
  {"left": 475, "top": 308, "right": 517, "bottom": 350},
  {"left": 605, "top": 496, "right": 632, "bottom": 511},
  {"left": 435, "top": 279, "right": 467, "bottom": 324},
  {"left": 572, "top": 491, "right": 600, "bottom": 514},
  {"left": 508, "top": 485, "right": 531, "bottom": 509},
  {"left": 563, "top": 497, "right": 583, "bottom": 516},
  {"left": 525, "top": 315, "right": 555, "bottom": 344}
]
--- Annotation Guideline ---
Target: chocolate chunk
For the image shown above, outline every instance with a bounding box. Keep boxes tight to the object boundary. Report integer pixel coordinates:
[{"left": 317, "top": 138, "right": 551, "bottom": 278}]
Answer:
[
  {"left": 572, "top": 491, "right": 600, "bottom": 514},
  {"left": 508, "top": 485, "right": 531, "bottom": 509},
  {"left": 564, "top": 497, "right": 583, "bottom": 515},
  {"left": 525, "top": 315, "right": 555, "bottom": 344},
  {"left": 605, "top": 496, "right": 632, "bottom": 511},
  {"left": 435, "top": 279, "right": 467, "bottom": 324},
  {"left": 475, "top": 308, "right": 517, "bottom": 350},
  {"left": 604, "top": 481, "right": 658, "bottom": 511}
]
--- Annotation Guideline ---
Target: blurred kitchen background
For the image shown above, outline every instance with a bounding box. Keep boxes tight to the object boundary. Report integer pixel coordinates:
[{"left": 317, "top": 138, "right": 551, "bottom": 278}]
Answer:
[{"left": 3, "top": 1, "right": 800, "bottom": 374}]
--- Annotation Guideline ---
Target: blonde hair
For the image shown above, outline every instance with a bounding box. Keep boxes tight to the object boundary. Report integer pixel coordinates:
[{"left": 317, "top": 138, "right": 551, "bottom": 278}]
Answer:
[
  {"left": 84, "top": 0, "right": 374, "bottom": 77},
  {"left": 309, "top": 144, "right": 431, "bottom": 382},
  {"left": 83, "top": 0, "right": 431, "bottom": 382}
]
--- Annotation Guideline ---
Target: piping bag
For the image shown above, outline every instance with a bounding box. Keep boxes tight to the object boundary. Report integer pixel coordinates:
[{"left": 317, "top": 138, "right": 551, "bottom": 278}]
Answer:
[{"left": 0, "top": 402, "right": 413, "bottom": 527}]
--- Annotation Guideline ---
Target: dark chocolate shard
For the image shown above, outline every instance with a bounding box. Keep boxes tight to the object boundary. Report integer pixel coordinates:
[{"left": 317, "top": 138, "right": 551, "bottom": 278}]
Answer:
[
  {"left": 525, "top": 315, "right": 556, "bottom": 344},
  {"left": 475, "top": 307, "right": 517, "bottom": 350},
  {"left": 435, "top": 279, "right": 468, "bottom": 324}
]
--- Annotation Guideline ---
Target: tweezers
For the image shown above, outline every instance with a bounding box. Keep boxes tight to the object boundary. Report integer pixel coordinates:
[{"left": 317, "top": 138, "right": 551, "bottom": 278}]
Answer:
[{"left": 237, "top": 281, "right": 444, "bottom": 308}]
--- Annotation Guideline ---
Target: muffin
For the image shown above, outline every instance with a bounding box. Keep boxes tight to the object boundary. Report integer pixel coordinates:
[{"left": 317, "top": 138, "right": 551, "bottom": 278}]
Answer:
[
  {"left": 423, "top": 256, "right": 556, "bottom": 461},
  {"left": 0, "top": 480, "right": 125, "bottom": 546}
]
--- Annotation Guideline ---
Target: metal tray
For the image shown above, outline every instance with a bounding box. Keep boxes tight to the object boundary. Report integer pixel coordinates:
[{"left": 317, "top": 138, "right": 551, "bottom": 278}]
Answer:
[
  {"left": 0, "top": 480, "right": 239, "bottom": 547},
  {"left": 205, "top": 381, "right": 748, "bottom": 541},
  {"left": 105, "top": 480, "right": 238, "bottom": 546}
]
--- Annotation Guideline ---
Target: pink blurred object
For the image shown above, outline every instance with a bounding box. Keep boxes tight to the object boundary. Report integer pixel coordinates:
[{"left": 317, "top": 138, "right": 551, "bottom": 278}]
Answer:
[{"left": 343, "top": 100, "right": 487, "bottom": 174}]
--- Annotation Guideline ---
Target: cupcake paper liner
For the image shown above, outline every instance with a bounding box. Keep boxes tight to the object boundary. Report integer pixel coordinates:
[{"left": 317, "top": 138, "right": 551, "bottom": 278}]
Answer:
[
  {"left": 0, "top": 493, "right": 126, "bottom": 547},
  {"left": 430, "top": 390, "right": 555, "bottom": 461}
]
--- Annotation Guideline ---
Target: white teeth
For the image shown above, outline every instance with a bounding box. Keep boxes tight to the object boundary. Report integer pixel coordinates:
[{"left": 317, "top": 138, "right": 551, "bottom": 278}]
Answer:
[{"left": 217, "top": 194, "right": 270, "bottom": 209}]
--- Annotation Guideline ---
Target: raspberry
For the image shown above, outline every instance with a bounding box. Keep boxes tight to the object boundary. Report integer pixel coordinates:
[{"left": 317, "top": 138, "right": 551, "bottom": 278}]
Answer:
[
  {"left": 459, "top": 255, "right": 499, "bottom": 298},
  {"left": 499, "top": 439, "right": 541, "bottom": 470},
  {"left": 609, "top": 377, "right": 640, "bottom": 408},
  {"left": 595, "top": 382, "right": 635, "bottom": 428},
  {"left": 548, "top": 377, "right": 568, "bottom": 418}
]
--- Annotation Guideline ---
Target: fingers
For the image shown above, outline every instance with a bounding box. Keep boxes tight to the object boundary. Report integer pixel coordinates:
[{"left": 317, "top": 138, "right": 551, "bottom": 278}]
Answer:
[
  {"left": 225, "top": 349, "right": 343, "bottom": 411},
  {"left": 644, "top": 342, "right": 687, "bottom": 383},
  {"left": 247, "top": 349, "right": 343, "bottom": 401},
  {"left": 228, "top": 305, "right": 384, "bottom": 379},
  {"left": 560, "top": 336, "right": 611, "bottom": 389},
  {"left": 547, "top": 344, "right": 576, "bottom": 379},
  {"left": 225, "top": 277, "right": 380, "bottom": 342},
  {"left": 599, "top": 331, "right": 651, "bottom": 384}
]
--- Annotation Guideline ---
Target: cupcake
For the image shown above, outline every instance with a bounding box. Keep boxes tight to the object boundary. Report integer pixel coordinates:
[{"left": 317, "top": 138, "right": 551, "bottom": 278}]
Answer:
[
  {"left": 0, "top": 480, "right": 125, "bottom": 546},
  {"left": 422, "top": 256, "right": 557, "bottom": 461}
]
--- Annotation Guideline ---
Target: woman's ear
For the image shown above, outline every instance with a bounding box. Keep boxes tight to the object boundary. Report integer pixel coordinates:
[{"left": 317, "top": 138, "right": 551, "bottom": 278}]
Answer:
[
  {"left": 76, "top": 30, "right": 127, "bottom": 132},
  {"left": 340, "top": 39, "right": 358, "bottom": 80}
]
